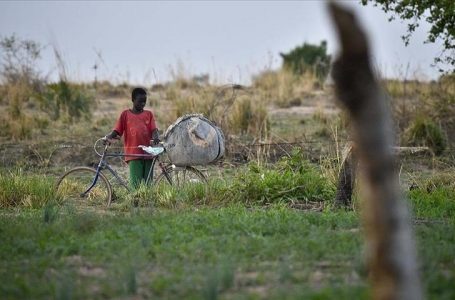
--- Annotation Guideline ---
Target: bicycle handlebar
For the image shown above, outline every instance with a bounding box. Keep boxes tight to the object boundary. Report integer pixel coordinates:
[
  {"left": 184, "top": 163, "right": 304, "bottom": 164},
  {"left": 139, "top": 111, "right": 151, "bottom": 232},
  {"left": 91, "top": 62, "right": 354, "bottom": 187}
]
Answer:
[
  {"left": 94, "top": 138, "right": 166, "bottom": 158},
  {"left": 94, "top": 138, "right": 109, "bottom": 157}
]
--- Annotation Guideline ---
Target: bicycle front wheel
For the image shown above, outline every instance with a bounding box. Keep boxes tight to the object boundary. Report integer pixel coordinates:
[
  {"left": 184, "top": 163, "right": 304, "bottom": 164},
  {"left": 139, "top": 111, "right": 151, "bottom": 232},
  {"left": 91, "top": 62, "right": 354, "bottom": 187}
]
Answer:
[
  {"left": 156, "top": 165, "right": 207, "bottom": 187},
  {"left": 56, "top": 167, "right": 112, "bottom": 207}
]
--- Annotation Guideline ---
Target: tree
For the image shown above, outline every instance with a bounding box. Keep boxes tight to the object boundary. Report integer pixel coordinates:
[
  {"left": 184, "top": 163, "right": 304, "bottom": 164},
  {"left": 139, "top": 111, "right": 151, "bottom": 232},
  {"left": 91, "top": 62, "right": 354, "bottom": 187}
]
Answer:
[
  {"left": 0, "top": 35, "right": 45, "bottom": 117},
  {"left": 361, "top": 0, "right": 455, "bottom": 72},
  {"left": 0, "top": 34, "right": 93, "bottom": 122},
  {"left": 330, "top": 3, "right": 422, "bottom": 299},
  {"left": 280, "top": 41, "right": 331, "bottom": 81},
  {"left": 0, "top": 34, "right": 44, "bottom": 86}
]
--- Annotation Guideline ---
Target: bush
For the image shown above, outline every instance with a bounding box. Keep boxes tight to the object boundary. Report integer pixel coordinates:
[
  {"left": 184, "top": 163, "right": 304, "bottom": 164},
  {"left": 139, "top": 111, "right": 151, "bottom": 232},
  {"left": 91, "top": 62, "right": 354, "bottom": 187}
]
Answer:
[
  {"left": 404, "top": 117, "right": 447, "bottom": 155},
  {"left": 161, "top": 83, "right": 269, "bottom": 140},
  {"left": 0, "top": 34, "right": 43, "bottom": 87},
  {"left": 230, "top": 96, "right": 270, "bottom": 138},
  {"left": 280, "top": 40, "right": 331, "bottom": 81},
  {"left": 0, "top": 115, "right": 33, "bottom": 140},
  {"left": 38, "top": 81, "right": 94, "bottom": 121},
  {"left": 226, "top": 148, "right": 335, "bottom": 206},
  {"left": 108, "top": 149, "right": 335, "bottom": 209}
]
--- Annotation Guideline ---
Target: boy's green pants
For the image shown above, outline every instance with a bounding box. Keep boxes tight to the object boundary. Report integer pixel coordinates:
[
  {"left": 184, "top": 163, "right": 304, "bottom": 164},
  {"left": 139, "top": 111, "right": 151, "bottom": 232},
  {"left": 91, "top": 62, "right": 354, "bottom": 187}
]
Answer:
[{"left": 128, "top": 159, "right": 153, "bottom": 189}]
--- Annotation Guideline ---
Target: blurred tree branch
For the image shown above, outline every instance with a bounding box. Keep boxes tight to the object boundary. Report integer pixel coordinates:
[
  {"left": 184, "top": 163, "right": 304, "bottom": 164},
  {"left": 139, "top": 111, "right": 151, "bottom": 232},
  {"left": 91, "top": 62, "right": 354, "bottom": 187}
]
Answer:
[{"left": 361, "top": 0, "right": 455, "bottom": 73}]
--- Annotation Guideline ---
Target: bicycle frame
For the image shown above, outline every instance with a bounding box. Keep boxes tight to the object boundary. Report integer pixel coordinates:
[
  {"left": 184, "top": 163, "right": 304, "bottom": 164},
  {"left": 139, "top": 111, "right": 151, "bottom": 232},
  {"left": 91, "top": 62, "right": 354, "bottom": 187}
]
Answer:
[{"left": 81, "top": 142, "right": 171, "bottom": 197}]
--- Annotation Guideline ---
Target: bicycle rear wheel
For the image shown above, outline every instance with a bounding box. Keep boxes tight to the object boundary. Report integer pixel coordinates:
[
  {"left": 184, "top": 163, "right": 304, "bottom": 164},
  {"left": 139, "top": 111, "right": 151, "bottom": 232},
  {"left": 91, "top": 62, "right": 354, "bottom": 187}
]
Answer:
[
  {"left": 156, "top": 165, "right": 207, "bottom": 187},
  {"left": 56, "top": 167, "right": 112, "bottom": 207}
]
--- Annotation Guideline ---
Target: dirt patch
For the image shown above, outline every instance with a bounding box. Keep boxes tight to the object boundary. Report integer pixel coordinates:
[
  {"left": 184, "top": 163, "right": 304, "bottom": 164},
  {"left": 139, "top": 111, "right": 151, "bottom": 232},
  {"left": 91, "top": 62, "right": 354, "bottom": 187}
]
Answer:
[
  {"left": 94, "top": 97, "right": 129, "bottom": 117},
  {"left": 65, "top": 255, "right": 106, "bottom": 278}
]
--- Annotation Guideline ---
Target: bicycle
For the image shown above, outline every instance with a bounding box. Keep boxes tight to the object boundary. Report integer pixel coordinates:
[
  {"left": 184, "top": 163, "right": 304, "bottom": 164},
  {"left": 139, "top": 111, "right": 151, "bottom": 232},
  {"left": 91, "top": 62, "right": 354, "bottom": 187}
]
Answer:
[{"left": 55, "top": 138, "right": 207, "bottom": 207}]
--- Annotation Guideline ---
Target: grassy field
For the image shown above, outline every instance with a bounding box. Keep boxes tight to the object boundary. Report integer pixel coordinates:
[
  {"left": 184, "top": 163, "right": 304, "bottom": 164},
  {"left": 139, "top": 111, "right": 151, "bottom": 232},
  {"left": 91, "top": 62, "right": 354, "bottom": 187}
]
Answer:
[
  {"left": 1, "top": 67, "right": 454, "bottom": 298},
  {"left": 0, "top": 159, "right": 454, "bottom": 299},
  {"left": 1, "top": 198, "right": 454, "bottom": 299}
]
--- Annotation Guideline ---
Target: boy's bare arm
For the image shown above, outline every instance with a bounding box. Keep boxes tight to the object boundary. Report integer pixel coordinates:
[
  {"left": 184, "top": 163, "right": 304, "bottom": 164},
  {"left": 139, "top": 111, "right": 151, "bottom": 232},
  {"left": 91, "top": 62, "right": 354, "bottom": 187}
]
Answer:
[
  {"left": 106, "top": 130, "right": 120, "bottom": 139},
  {"left": 103, "top": 130, "right": 120, "bottom": 144},
  {"left": 151, "top": 128, "right": 160, "bottom": 145}
]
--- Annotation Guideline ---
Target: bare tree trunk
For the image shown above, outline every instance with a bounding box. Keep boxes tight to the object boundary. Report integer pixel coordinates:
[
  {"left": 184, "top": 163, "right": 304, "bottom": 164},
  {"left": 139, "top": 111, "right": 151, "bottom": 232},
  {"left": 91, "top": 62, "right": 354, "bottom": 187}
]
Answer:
[
  {"left": 328, "top": 3, "right": 422, "bottom": 300},
  {"left": 334, "top": 143, "right": 356, "bottom": 208}
]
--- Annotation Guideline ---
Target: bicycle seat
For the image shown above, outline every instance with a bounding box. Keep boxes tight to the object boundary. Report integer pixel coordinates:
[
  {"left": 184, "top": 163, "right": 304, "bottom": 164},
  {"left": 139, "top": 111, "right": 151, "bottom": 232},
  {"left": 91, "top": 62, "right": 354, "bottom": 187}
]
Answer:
[{"left": 138, "top": 145, "right": 165, "bottom": 156}]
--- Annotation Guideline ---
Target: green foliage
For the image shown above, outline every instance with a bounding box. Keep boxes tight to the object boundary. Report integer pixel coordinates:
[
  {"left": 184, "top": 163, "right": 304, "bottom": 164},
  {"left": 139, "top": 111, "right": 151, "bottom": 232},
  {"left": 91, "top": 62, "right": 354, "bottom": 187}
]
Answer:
[
  {"left": 1, "top": 206, "right": 454, "bottom": 298},
  {"left": 0, "top": 170, "right": 60, "bottom": 208},
  {"left": 280, "top": 41, "right": 331, "bottom": 80},
  {"left": 408, "top": 172, "right": 455, "bottom": 221},
  {"left": 361, "top": 0, "right": 455, "bottom": 71},
  {"left": 107, "top": 149, "right": 334, "bottom": 210},
  {"left": 38, "top": 81, "right": 94, "bottom": 121},
  {"left": 227, "top": 148, "right": 336, "bottom": 206},
  {"left": 410, "top": 186, "right": 455, "bottom": 221},
  {"left": 0, "top": 207, "right": 365, "bottom": 299},
  {"left": 404, "top": 117, "right": 447, "bottom": 155},
  {"left": 125, "top": 149, "right": 335, "bottom": 209}
]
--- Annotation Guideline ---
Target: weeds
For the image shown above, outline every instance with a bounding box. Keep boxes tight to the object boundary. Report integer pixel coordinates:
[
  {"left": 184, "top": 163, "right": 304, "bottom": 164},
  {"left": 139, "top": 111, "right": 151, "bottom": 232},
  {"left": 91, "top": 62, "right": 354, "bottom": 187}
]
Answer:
[
  {"left": 385, "top": 75, "right": 455, "bottom": 148},
  {"left": 38, "top": 81, "right": 95, "bottom": 122},
  {"left": 253, "top": 69, "right": 316, "bottom": 108},
  {"left": 1, "top": 206, "right": 453, "bottom": 299},
  {"left": 404, "top": 117, "right": 447, "bottom": 155},
  {"left": 408, "top": 172, "right": 455, "bottom": 221},
  {"left": 160, "top": 82, "right": 270, "bottom": 139},
  {"left": 226, "top": 148, "right": 335, "bottom": 206},
  {"left": 0, "top": 170, "right": 60, "bottom": 208}
]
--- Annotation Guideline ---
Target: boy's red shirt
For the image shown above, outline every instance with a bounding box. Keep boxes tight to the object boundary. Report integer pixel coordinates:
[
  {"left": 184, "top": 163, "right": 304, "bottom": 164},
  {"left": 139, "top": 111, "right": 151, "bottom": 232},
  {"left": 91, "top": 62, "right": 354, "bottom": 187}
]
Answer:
[{"left": 113, "top": 109, "right": 157, "bottom": 162}]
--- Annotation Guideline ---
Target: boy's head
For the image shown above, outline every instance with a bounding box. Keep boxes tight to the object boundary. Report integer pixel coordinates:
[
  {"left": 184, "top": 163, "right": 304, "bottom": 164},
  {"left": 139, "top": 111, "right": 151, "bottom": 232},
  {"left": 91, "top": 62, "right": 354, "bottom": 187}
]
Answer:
[
  {"left": 132, "top": 87, "right": 147, "bottom": 101},
  {"left": 131, "top": 87, "right": 147, "bottom": 112}
]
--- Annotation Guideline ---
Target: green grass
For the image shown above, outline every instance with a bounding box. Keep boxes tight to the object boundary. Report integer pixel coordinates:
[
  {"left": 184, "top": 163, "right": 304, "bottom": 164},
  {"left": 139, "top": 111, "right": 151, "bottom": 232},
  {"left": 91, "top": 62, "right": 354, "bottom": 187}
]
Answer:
[
  {"left": 406, "top": 171, "right": 455, "bottom": 221},
  {"left": 0, "top": 206, "right": 365, "bottom": 299},
  {"left": 0, "top": 153, "right": 454, "bottom": 299},
  {"left": 0, "top": 170, "right": 60, "bottom": 208},
  {"left": 224, "top": 151, "right": 335, "bottom": 206},
  {"left": 105, "top": 151, "right": 336, "bottom": 210},
  {"left": 1, "top": 204, "right": 454, "bottom": 299},
  {"left": 409, "top": 185, "right": 455, "bottom": 221}
]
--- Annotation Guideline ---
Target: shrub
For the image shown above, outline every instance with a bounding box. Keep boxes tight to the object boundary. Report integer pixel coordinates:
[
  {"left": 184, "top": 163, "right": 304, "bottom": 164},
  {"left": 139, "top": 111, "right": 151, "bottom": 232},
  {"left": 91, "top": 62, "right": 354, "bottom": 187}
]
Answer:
[
  {"left": 0, "top": 34, "right": 43, "bottom": 87},
  {"left": 0, "top": 115, "right": 33, "bottom": 140},
  {"left": 0, "top": 35, "right": 45, "bottom": 120},
  {"left": 404, "top": 117, "right": 447, "bottom": 155},
  {"left": 226, "top": 148, "right": 335, "bottom": 206},
  {"left": 108, "top": 149, "right": 335, "bottom": 209},
  {"left": 38, "top": 81, "right": 94, "bottom": 122},
  {"left": 280, "top": 40, "right": 331, "bottom": 81},
  {"left": 161, "top": 83, "right": 269, "bottom": 140},
  {"left": 229, "top": 96, "right": 270, "bottom": 138}
]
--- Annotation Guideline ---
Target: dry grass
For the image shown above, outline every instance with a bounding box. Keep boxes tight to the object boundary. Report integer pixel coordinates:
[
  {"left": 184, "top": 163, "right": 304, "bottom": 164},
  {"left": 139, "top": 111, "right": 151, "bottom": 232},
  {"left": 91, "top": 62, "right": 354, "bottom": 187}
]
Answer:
[{"left": 253, "top": 69, "right": 318, "bottom": 108}]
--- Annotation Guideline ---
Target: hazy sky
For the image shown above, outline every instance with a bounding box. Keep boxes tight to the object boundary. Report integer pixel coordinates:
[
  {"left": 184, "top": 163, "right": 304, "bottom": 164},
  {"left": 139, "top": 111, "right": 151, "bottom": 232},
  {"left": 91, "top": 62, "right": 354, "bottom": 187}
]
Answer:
[{"left": 0, "top": 1, "right": 447, "bottom": 84}]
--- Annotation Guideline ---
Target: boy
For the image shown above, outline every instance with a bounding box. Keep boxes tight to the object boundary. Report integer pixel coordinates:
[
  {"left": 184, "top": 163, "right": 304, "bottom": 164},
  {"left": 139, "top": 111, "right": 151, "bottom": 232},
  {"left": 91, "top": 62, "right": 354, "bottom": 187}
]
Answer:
[{"left": 103, "top": 87, "right": 160, "bottom": 189}]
